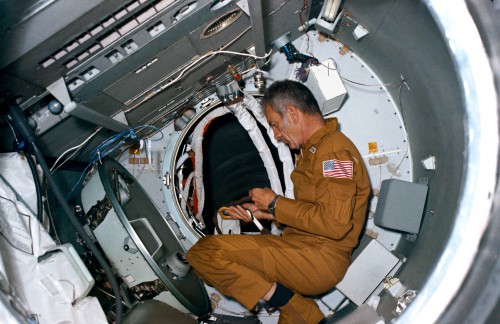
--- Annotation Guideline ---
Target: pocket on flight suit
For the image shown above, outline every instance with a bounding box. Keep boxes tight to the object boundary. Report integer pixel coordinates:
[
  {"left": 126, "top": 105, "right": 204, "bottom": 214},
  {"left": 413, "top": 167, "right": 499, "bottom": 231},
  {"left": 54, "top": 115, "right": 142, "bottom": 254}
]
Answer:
[{"left": 329, "top": 181, "right": 356, "bottom": 225}]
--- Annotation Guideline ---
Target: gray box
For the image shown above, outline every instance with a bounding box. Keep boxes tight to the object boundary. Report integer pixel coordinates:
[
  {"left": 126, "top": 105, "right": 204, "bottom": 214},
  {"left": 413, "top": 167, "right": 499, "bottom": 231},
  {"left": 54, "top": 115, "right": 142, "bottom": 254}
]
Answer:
[{"left": 374, "top": 179, "right": 428, "bottom": 234}]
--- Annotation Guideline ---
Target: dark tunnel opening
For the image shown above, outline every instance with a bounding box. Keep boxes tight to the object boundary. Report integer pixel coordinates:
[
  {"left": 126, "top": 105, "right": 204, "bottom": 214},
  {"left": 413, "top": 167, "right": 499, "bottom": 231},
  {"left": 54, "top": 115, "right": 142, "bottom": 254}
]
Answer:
[
  {"left": 189, "top": 114, "right": 285, "bottom": 234},
  {"left": 201, "top": 113, "right": 285, "bottom": 234}
]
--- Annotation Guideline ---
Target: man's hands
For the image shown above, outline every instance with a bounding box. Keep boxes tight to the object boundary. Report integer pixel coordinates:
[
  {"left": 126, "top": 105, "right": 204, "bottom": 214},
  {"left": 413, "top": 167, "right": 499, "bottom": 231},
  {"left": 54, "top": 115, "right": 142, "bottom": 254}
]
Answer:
[
  {"left": 222, "top": 187, "right": 277, "bottom": 222},
  {"left": 224, "top": 204, "right": 274, "bottom": 222}
]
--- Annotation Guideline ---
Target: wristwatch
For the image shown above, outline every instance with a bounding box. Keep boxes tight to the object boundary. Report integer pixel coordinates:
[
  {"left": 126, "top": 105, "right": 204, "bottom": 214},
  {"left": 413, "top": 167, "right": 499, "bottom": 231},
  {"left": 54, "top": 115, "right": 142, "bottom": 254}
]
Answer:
[{"left": 268, "top": 195, "right": 281, "bottom": 215}]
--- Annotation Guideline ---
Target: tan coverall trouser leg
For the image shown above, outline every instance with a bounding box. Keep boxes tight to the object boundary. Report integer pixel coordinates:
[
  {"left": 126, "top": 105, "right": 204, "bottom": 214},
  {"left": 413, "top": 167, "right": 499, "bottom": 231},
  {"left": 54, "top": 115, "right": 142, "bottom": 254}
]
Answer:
[{"left": 185, "top": 233, "right": 350, "bottom": 310}]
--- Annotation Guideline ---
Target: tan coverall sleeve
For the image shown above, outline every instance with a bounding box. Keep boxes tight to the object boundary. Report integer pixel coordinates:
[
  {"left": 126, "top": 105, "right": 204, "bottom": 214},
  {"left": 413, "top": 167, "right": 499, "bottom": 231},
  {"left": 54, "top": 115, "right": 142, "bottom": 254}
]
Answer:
[{"left": 275, "top": 150, "right": 357, "bottom": 240}]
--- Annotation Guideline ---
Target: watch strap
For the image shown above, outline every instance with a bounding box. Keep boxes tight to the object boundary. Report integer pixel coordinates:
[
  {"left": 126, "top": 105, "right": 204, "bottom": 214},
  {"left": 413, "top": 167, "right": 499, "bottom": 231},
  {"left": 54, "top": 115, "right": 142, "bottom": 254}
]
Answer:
[{"left": 268, "top": 194, "right": 281, "bottom": 214}]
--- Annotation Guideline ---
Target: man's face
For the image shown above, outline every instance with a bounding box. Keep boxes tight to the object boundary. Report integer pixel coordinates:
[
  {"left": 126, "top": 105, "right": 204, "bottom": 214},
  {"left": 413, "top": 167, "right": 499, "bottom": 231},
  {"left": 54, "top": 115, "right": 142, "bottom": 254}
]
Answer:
[{"left": 265, "top": 105, "right": 301, "bottom": 149}]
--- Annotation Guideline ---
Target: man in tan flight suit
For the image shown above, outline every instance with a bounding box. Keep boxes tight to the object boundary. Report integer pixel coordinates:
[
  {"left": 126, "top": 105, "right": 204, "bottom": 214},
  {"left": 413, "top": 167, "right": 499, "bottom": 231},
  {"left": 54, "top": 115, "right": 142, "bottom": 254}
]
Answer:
[{"left": 186, "top": 80, "right": 370, "bottom": 323}]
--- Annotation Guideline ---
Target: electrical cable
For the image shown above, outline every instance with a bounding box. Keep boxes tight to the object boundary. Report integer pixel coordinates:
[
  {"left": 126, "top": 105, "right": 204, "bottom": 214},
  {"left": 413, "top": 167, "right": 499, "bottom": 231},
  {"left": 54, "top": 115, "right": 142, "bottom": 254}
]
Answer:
[
  {"left": 66, "top": 163, "right": 94, "bottom": 201},
  {"left": 322, "top": 57, "right": 406, "bottom": 88},
  {"left": 124, "top": 28, "right": 271, "bottom": 112},
  {"left": 318, "top": 56, "right": 411, "bottom": 179},
  {"left": 263, "top": 0, "right": 291, "bottom": 18},
  {"left": 44, "top": 184, "right": 63, "bottom": 245},
  {"left": 4, "top": 100, "right": 124, "bottom": 324},
  {"left": 0, "top": 173, "right": 36, "bottom": 217},
  {"left": 159, "top": 49, "right": 272, "bottom": 93},
  {"left": 50, "top": 127, "right": 102, "bottom": 173},
  {"left": 65, "top": 125, "right": 163, "bottom": 199},
  {"left": 25, "top": 153, "right": 44, "bottom": 223},
  {"left": 6, "top": 120, "right": 44, "bottom": 222},
  {"left": 299, "top": 0, "right": 315, "bottom": 58},
  {"left": 183, "top": 79, "right": 217, "bottom": 107},
  {"left": 6, "top": 121, "right": 44, "bottom": 222},
  {"left": 390, "top": 80, "right": 411, "bottom": 179}
]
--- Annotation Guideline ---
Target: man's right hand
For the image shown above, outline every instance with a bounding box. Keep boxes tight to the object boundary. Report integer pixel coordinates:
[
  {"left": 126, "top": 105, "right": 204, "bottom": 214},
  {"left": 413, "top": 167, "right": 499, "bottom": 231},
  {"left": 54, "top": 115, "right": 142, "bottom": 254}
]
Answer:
[{"left": 224, "top": 203, "right": 275, "bottom": 221}]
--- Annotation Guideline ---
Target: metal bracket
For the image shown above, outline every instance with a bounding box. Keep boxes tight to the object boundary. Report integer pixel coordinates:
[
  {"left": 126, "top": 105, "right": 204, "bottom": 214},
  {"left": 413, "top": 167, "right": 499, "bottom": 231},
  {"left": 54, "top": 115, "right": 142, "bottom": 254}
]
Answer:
[{"left": 163, "top": 171, "right": 170, "bottom": 189}]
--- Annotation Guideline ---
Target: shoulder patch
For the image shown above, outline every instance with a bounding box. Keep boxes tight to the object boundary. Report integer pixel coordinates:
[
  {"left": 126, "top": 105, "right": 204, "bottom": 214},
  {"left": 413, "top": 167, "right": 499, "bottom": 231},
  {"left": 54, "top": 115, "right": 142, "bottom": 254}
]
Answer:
[{"left": 323, "top": 159, "right": 353, "bottom": 179}]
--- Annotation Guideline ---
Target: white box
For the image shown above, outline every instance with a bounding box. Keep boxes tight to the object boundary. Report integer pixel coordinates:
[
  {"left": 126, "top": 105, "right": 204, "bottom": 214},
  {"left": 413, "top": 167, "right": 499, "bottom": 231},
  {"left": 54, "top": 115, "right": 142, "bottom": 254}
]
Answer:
[
  {"left": 336, "top": 239, "right": 401, "bottom": 305},
  {"left": 305, "top": 62, "right": 347, "bottom": 115},
  {"left": 353, "top": 25, "right": 369, "bottom": 40}
]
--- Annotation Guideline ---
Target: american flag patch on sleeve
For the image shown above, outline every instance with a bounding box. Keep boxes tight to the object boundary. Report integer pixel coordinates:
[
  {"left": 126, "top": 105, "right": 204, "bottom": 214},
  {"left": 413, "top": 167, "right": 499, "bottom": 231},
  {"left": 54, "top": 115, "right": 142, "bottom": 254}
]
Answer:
[{"left": 323, "top": 159, "right": 353, "bottom": 179}]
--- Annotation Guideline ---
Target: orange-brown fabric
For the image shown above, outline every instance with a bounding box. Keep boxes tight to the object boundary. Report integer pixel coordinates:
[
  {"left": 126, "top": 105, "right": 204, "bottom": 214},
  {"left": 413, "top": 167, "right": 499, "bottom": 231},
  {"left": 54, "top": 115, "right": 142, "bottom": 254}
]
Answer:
[
  {"left": 186, "top": 234, "right": 350, "bottom": 309},
  {"left": 186, "top": 117, "right": 370, "bottom": 311},
  {"left": 276, "top": 118, "right": 370, "bottom": 251}
]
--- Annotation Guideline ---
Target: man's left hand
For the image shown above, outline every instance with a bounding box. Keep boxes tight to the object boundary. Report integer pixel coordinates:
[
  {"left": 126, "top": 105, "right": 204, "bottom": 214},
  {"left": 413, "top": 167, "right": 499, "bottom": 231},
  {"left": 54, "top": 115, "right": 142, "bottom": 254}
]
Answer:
[{"left": 249, "top": 187, "right": 277, "bottom": 211}]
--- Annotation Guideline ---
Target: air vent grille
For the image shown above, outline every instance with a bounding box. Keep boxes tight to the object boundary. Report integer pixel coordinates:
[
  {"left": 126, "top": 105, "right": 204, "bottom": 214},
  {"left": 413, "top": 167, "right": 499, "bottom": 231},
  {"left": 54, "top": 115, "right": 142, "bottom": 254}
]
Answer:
[{"left": 200, "top": 9, "right": 242, "bottom": 39}]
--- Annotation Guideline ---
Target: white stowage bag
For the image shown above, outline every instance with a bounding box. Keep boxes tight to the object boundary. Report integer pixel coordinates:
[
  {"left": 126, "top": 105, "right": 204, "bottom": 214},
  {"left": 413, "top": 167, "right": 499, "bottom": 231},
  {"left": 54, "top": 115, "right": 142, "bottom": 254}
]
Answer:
[{"left": 0, "top": 152, "right": 107, "bottom": 324}]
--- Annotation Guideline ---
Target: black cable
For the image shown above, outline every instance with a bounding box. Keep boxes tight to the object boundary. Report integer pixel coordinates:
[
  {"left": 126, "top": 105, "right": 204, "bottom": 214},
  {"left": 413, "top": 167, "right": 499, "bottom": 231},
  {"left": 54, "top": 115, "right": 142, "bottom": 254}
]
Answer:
[
  {"left": 6, "top": 120, "right": 44, "bottom": 223},
  {"left": 24, "top": 153, "right": 43, "bottom": 223},
  {"left": 3, "top": 100, "right": 123, "bottom": 323}
]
